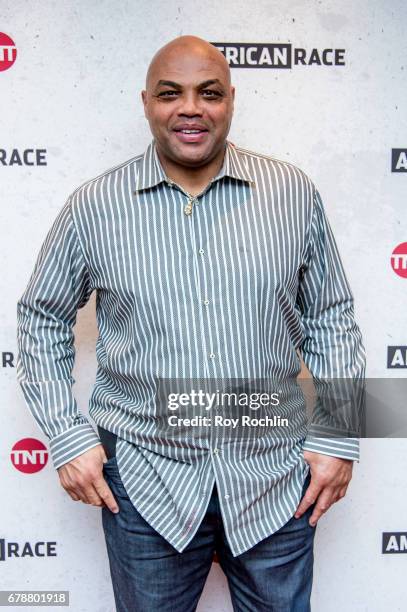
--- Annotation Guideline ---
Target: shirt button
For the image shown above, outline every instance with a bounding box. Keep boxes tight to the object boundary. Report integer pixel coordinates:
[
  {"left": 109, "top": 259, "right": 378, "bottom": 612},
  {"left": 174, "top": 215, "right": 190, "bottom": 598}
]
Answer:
[
  {"left": 213, "top": 448, "right": 219, "bottom": 455},
  {"left": 199, "top": 248, "right": 205, "bottom": 255},
  {"left": 209, "top": 352, "right": 215, "bottom": 358},
  {"left": 203, "top": 299, "right": 210, "bottom": 305},
  {"left": 224, "top": 495, "right": 230, "bottom": 500}
]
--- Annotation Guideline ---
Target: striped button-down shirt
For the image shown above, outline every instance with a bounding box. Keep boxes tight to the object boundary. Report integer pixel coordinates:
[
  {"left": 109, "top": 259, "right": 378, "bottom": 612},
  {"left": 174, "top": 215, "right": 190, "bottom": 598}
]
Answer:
[{"left": 16, "top": 139, "right": 366, "bottom": 556}]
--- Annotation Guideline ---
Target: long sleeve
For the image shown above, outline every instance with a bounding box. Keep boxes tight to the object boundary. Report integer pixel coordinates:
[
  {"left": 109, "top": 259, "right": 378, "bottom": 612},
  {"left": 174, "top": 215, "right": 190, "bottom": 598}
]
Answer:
[
  {"left": 297, "top": 187, "right": 366, "bottom": 462},
  {"left": 16, "top": 196, "right": 101, "bottom": 470}
]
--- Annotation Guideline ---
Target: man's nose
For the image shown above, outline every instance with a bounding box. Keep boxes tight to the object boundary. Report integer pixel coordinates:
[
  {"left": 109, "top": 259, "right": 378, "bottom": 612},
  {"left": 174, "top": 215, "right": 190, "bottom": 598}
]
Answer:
[{"left": 177, "top": 92, "right": 203, "bottom": 116}]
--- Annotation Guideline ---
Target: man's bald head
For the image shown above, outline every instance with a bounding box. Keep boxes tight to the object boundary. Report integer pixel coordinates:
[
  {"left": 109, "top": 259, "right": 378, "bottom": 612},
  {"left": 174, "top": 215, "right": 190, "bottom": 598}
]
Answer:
[
  {"left": 141, "top": 35, "right": 235, "bottom": 173},
  {"left": 145, "top": 35, "right": 231, "bottom": 90}
]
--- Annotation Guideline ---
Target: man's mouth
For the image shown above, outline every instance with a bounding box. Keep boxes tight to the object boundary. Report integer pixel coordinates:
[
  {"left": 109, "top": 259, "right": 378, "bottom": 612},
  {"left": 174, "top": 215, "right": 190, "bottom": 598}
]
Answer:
[
  {"left": 173, "top": 127, "right": 209, "bottom": 143},
  {"left": 174, "top": 128, "right": 208, "bottom": 134}
]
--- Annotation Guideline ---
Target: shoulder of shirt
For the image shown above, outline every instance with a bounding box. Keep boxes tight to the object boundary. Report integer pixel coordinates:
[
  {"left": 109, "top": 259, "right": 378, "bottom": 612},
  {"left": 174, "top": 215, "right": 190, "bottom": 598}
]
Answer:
[
  {"left": 232, "top": 144, "right": 316, "bottom": 191},
  {"left": 66, "top": 152, "right": 144, "bottom": 205}
]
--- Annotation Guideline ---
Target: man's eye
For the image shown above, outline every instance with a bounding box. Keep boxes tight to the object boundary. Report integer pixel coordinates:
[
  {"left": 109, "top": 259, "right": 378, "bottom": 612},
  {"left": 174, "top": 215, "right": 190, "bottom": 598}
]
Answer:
[
  {"left": 201, "top": 90, "right": 221, "bottom": 98},
  {"left": 158, "top": 91, "right": 178, "bottom": 97}
]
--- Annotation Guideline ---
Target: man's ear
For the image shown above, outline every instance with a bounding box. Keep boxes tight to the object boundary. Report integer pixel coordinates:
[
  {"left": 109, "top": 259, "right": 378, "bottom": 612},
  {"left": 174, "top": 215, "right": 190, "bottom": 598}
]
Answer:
[
  {"left": 141, "top": 90, "right": 148, "bottom": 118},
  {"left": 230, "top": 85, "right": 235, "bottom": 113}
]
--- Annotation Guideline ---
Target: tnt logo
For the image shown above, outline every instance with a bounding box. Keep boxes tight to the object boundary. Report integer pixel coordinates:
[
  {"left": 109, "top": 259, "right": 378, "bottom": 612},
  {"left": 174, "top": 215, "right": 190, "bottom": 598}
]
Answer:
[
  {"left": 11, "top": 438, "right": 48, "bottom": 473},
  {"left": 0, "top": 33, "right": 17, "bottom": 72},
  {"left": 391, "top": 242, "right": 407, "bottom": 278}
]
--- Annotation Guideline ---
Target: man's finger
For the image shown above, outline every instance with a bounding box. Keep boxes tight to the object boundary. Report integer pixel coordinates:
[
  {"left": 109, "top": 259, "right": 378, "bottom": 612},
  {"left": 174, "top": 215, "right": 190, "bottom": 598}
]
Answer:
[
  {"left": 70, "top": 484, "right": 93, "bottom": 504},
  {"left": 65, "top": 481, "right": 107, "bottom": 508},
  {"left": 338, "top": 485, "right": 348, "bottom": 500},
  {"left": 308, "top": 488, "right": 335, "bottom": 526},
  {"left": 80, "top": 482, "right": 108, "bottom": 507},
  {"left": 93, "top": 475, "right": 120, "bottom": 514},
  {"left": 64, "top": 488, "right": 81, "bottom": 502},
  {"left": 77, "top": 478, "right": 119, "bottom": 512},
  {"left": 294, "top": 481, "right": 322, "bottom": 519}
]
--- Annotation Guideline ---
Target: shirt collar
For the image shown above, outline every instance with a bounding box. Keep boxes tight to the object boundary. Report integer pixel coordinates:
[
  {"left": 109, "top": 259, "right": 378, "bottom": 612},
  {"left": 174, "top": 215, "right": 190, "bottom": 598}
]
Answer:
[{"left": 134, "top": 139, "right": 255, "bottom": 192}]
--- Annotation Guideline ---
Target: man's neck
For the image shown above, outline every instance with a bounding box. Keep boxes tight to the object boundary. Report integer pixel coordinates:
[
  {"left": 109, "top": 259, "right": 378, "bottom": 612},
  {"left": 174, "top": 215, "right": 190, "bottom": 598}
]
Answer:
[{"left": 156, "top": 143, "right": 227, "bottom": 197}]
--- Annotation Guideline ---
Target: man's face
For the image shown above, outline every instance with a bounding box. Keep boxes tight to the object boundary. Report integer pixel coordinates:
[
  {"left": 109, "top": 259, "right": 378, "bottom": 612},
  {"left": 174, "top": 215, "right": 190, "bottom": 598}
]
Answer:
[{"left": 142, "top": 49, "right": 235, "bottom": 168}]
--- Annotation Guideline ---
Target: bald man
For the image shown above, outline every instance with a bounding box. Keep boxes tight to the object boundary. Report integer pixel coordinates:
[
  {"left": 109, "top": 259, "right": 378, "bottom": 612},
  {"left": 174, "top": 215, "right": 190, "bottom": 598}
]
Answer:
[{"left": 17, "top": 35, "right": 365, "bottom": 612}]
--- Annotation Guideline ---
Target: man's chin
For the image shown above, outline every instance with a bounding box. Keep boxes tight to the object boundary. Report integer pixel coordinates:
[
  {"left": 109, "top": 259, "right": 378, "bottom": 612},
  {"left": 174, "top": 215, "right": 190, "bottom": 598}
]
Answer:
[
  {"left": 168, "top": 148, "right": 215, "bottom": 168},
  {"left": 155, "top": 135, "right": 225, "bottom": 168}
]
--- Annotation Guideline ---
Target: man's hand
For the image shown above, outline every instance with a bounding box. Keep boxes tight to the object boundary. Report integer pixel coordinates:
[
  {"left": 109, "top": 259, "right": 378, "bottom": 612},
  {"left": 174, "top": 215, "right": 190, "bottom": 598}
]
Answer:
[
  {"left": 294, "top": 450, "right": 353, "bottom": 527},
  {"left": 57, "top": 445, "right": 119, "bottom": 514}
]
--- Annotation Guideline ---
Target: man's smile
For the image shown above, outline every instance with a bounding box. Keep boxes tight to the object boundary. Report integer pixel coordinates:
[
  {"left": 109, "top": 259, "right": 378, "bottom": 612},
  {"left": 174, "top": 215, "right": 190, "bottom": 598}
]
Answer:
[{"left": 172, "top": 123, "right": 209, "bottom": 144}]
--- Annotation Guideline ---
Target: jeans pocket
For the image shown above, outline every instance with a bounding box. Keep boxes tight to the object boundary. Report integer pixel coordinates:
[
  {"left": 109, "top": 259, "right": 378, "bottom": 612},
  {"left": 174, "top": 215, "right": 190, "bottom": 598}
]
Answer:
[
  {"left": 103, "top": 455, "right": 117, "bottom": 468},
  {"left": 103, "top": 457, "right": 129, "bottom": 500}
]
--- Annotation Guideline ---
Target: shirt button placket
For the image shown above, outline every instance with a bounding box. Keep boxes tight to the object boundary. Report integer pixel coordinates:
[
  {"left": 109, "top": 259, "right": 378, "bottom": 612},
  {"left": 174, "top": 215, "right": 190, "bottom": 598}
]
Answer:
[{"left": 192, "top": 191, "right": 219, "bottom": 461}]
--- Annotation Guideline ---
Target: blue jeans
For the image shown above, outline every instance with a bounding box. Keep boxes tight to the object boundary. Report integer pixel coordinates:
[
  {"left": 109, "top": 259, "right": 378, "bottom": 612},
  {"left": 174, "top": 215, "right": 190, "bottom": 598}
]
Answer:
[{"left": 101, "top": 457, "right": 316, "bottom": 612}]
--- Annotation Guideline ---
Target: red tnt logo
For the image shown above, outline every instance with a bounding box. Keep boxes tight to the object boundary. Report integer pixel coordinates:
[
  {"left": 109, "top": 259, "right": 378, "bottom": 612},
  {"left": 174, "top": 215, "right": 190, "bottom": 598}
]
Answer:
[
  {"left": 0, "top": 32, "right": 17, "bottom": 71},
  {"left": 11, "top": 438, "right": 48, "bottom": 473},
  {"left": 391, "top": 242, "right": 407, "bottom": 279}
]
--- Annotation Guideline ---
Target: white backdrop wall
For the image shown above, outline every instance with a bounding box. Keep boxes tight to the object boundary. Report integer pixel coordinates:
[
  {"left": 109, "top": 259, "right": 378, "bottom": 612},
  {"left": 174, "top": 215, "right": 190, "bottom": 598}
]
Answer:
[{"left": 1, "top": 1, "right": 407, "bottom": 610}]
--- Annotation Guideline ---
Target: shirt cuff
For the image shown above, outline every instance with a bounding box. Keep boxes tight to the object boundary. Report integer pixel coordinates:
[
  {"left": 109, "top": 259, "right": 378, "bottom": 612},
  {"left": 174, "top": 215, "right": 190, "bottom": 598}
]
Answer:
[
  {"left": 302, "top": 435, "right": 360, "bottom": 462},
  {"left": 49, "top": 422, "right": 102, "bottom": 470}
]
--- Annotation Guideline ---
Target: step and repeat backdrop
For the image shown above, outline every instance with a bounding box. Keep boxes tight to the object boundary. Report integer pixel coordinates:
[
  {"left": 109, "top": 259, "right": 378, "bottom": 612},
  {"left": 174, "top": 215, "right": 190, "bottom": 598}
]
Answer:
[{"left": 1, "top": 1, "right": 406, "bottom": 610}]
